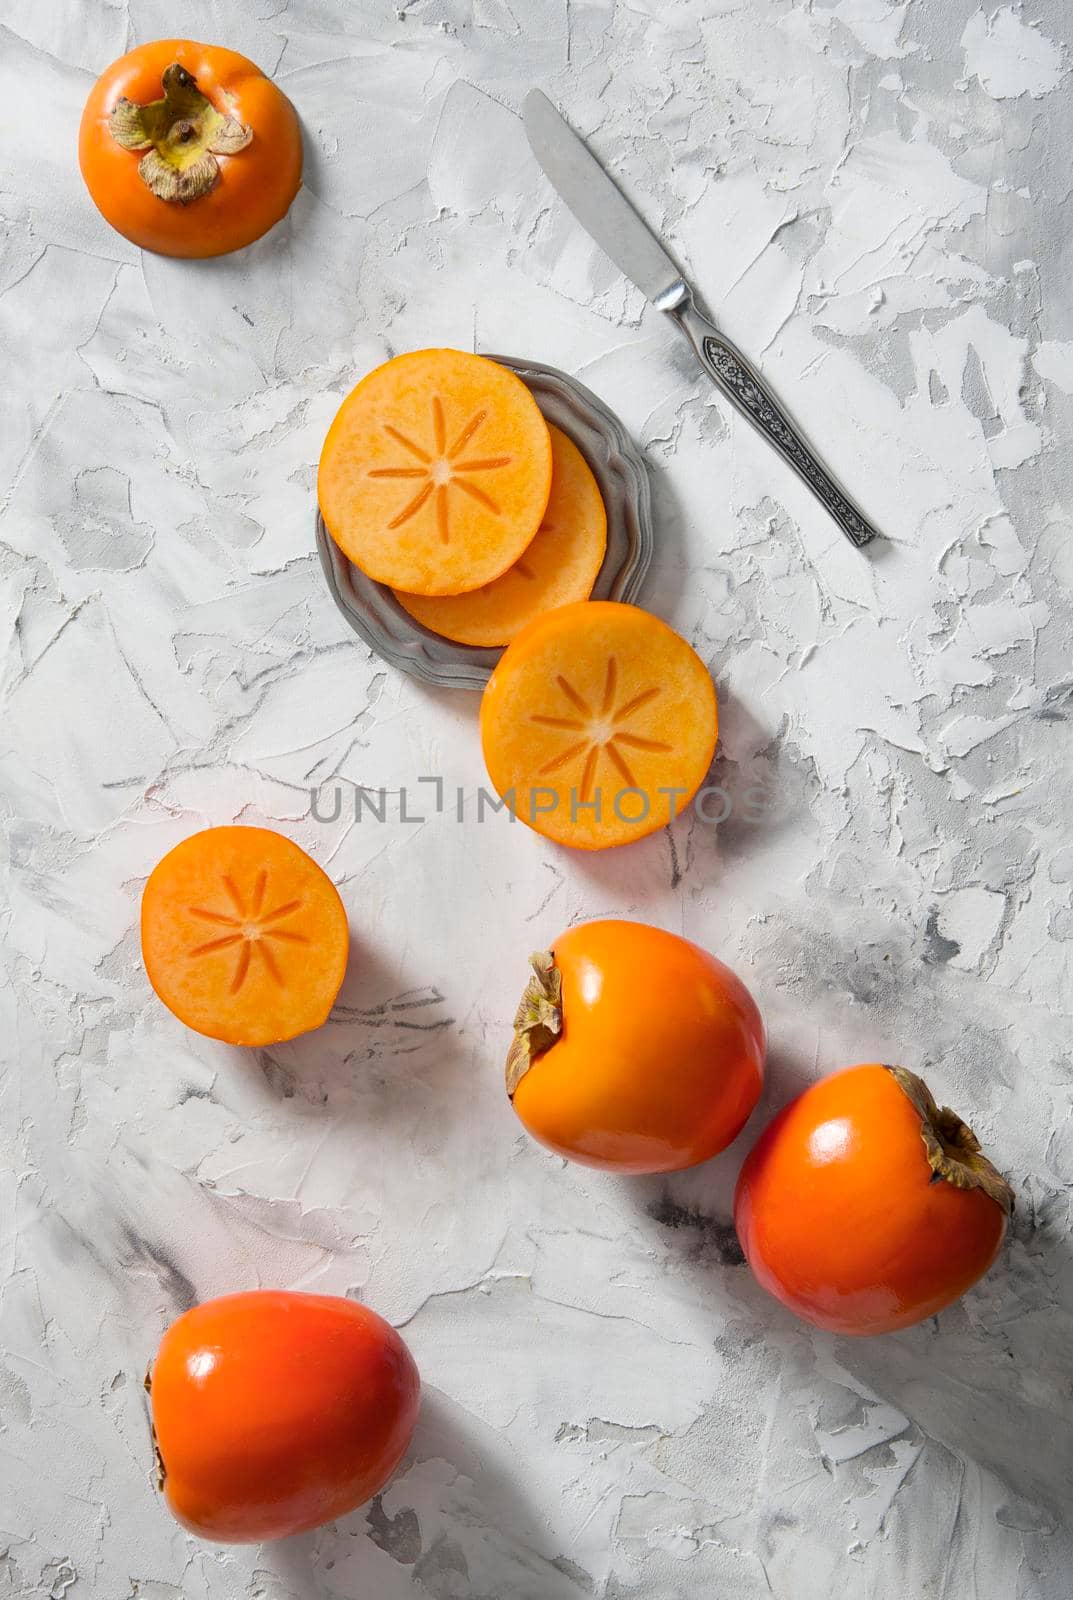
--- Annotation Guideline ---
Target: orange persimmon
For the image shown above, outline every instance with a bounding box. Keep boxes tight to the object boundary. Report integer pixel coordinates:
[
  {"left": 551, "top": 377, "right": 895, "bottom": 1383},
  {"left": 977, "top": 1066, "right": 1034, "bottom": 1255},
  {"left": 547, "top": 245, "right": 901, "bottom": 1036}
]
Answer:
[
  {"left": 79, "top": 40, "right": 302, "bottom": 258},
  {"left": 318, "top": 349, "right": 553, "bottom": 595},
  {"left": 734, "top": 1063, "right": 1014, "bottom": 1335},
  {"left": 480, "top": 600, "right": 717, "bottom": 849},
  {"left": 392, "top": 422, "right": 607, "bottom": 645},
  {"left": 141, "top": 826, "right": 348, "bottom": 1046},
  {"left": 148, "top": 1290, "right": 420, "bottom": 1542},
  {"left": 507, "top": 920, "right": 765, "bottom": 1173}
]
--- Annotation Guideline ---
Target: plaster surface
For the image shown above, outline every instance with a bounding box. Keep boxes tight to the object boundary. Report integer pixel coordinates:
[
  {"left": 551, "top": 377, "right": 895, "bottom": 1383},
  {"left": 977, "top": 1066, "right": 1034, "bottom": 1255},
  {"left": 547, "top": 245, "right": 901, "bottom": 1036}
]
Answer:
[{"left": 2, "top": 2, "right": 1072, "bottom": 1597}]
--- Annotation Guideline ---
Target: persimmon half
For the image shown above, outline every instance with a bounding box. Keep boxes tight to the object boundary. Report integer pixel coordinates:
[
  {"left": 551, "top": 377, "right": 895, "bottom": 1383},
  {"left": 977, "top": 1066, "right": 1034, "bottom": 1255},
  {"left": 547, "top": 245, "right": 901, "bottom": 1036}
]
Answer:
[
  {"left": 318, "top": 349, "right": 553, "bottom": 596},
  {"left": 480, "top": 601, "right": 718, "bottom": 849},
  {"left": 393, "top": 422, "right": 607, "bottom": 645},
  {"left": 79, "top": 40, "right": 302, "bottom": 257},
  {"left": 507, "top": 920, "right": 765, "bottom": 1173},
  {"left": 734, "top": 1063, "right": 1014, "bottom": 1335},
  {"left": 141, "top": 826, "right": 349, "bottom": 1046},
  {"left": 147, "top": 1291, "right": 420, "bottom": 1543}
]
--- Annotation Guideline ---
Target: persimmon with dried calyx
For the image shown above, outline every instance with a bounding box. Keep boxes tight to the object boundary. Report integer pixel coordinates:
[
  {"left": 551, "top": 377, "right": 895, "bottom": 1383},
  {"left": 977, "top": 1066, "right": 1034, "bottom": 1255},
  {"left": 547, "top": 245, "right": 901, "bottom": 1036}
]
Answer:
[
  {"left": 318, "top": 349, "right": 553, "bottom": 596},
  {"left": 393, "top": 422, "right": 607, "bottom": 645},
  {"left": 79, "top": 40, "right": 302, "bottom": 257},
  {"left": 147, "top": 1290, "right": 420, "bottom": 1543},
  {"left": 141, "top": 826, "right": 348, "bottom": 1046},
  {"left": 734, "top": 1063, "right": 1014, "bottom": 1335},
  {"left": 480, "top": 600, "right": 717, "bottom": 849},
  {"left": 507, "top": 920, "right": 765, "bottom": 1173}
]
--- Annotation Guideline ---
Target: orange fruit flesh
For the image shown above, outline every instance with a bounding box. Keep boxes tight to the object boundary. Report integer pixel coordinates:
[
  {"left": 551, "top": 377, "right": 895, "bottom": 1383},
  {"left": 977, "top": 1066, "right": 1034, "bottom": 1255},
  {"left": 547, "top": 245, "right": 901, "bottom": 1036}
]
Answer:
[
  {"left": 480, "top": 601, "right": 718, "bottom": 849},
  {"left": 393, "top": 423, "right": 607, "bottom": 646},
  {"left": 141, "top": 826, "right": 349, "bottom": 1046},
  {"left": 317, "top": 349, "right": 553, "bottom": 596}
]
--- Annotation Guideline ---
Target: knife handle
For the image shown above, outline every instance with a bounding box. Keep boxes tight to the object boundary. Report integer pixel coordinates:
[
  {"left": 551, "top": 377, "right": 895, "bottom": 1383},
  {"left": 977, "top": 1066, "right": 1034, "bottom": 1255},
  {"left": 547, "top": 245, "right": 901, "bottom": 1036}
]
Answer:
[{"left": 663, "top": 287, "right": 879, "bottom": 549}]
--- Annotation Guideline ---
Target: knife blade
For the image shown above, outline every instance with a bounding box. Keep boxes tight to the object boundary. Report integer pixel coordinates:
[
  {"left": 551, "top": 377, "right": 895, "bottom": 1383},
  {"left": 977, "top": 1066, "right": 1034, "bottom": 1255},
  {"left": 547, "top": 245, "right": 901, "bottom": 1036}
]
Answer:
[
  {"left": 523, "top": 89, "right": 879, "bottom": 550},
  {"left": 523, "top": 89, "right": 682, "bottom": 306}
]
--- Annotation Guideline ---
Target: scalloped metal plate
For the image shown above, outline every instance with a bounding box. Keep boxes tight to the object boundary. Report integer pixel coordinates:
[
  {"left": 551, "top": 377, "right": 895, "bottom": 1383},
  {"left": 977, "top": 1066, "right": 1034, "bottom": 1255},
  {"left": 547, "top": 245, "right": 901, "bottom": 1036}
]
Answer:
[{"left": 314, "top": 354, "right": 653, "bottom": 690}]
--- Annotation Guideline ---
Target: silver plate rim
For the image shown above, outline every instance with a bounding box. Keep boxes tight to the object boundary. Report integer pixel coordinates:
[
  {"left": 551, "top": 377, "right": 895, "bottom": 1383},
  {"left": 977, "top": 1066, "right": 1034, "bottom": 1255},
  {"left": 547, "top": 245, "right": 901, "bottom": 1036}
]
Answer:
[{"left": 315, "top": 353, "right": 654, "bottom": 691}]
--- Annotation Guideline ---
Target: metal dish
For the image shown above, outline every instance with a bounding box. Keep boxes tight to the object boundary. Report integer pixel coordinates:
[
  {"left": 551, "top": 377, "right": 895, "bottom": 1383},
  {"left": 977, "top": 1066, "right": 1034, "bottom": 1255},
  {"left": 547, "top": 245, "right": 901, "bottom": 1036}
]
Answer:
[{"left": 315, "top": 353, "right": 653, "bottom": 690}]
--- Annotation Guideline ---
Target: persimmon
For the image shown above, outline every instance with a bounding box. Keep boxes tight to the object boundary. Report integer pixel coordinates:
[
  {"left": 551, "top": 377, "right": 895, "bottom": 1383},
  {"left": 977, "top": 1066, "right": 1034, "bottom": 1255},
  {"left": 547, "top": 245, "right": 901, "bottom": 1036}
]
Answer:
[
  {"left": 318, "top": 349, "right": 553, "bottom": 596},
  {"left": 79, "top": 40, "right": 302, "bottom": 258},
  {"left": 392, "top": 423, "right": 607, "bottom": 645},
  {"left": 141, "top": 826, "right": 348, "bottom": 1046},
  {"left": 147, "top": 1291, "right": 420, "bottom": 1543},
  {"left": 734, "top": 1064, "right": 1014, "bottom": 1335},
  {"left": 480, "top": 601, "right": 717, "bottom": 849},
  {"left": 507, "top": 920, "right": 765, "bottom": 1173}
]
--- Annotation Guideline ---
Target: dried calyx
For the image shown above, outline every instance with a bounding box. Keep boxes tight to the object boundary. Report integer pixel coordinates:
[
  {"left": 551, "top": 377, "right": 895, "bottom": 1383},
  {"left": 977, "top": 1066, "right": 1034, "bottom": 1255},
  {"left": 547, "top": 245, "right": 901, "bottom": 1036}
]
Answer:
[
  {"left": 109, "top": 64, "right": 252, "bottom": 203},
  {"left": 505, "top": 950, "right": 562, "bottom": 1096},
  {"left": 886, "top": 1065, "right": 1014, "bottom": 1216},
  {"left": 143, "top": 1362, "right": 166, "bottom": 1490}
]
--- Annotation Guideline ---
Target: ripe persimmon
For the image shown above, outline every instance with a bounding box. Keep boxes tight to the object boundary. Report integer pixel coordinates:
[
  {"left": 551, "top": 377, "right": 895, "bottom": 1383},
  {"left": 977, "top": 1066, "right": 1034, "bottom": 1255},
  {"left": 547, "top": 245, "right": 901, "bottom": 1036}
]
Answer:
[
  {"left": 480, "top": 601, "right": 717, "bottom": 849},
  {"left": 507, "top": 920, "right": 765, "bottom": 1173},
  {"left": 141, "top": 826, "right": 348, "bottom": 1046},
  {"left": 734, "top": 1063, "right": 1014, "bottom": 1335},
  {"left": 147, "top": 1291, "right": 420, "bottom": 1542},
  {"left": 393, "top": 422, "right": 607, "bottom": 645},
  {"left": 318, "top": 349, "right": 553, "bottom": 596},
  {"left": 79, "top": 40, "right": 302, "bottom": 258}
]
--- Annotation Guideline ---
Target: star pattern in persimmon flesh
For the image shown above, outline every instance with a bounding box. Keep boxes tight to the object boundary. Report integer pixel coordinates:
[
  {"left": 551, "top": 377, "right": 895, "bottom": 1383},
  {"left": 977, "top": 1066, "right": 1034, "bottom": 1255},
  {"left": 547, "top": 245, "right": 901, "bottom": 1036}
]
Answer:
[
  {"left": 368, "top": 398, "right": 512, "bottom": 543},
  {"left": 186, "top": 871, "right": 308, "bottom": 994},
  {"left": 531, "top": 657, "right": 672, "bottom": 802}
]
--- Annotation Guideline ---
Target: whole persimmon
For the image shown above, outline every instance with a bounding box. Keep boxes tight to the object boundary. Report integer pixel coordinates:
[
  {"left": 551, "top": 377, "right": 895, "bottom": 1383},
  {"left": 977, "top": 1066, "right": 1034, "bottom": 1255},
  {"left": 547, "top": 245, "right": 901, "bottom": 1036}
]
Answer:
[
  {"left": 734, "top": 1063, "right": 1014, "bottom": 1335},
  {"left": 147, "top": 1291, "right": 420, "bottom": 1542},
  {"left": 506, "top": 920, "right": 765, "bottom": 1173},
  {"left": 79, "top": 40, "right": 302, "bottom": 257}
]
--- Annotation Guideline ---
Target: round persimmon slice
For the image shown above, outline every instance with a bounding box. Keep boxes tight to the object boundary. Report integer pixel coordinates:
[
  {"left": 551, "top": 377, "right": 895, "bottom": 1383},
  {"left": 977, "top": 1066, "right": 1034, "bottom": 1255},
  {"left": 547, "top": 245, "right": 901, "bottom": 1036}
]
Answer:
[
  {"left": 392, "top": 423, "right": 607, "bottom": 646},
  {"left": 480, "top": 601, "right": 718, "bottom": 850},
  {"left": 141, "top": 826, "right": 349, "bottom": 1046},
  {"left": 318, "top": 349, "right": 553, "bottom": 596}
]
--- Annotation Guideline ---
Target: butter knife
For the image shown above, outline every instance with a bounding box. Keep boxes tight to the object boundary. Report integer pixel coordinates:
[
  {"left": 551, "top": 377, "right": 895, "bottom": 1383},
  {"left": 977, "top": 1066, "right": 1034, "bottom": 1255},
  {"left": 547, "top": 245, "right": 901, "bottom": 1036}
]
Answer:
[{"left": 523, "top": 90, "right": 878, "bottom": 550}]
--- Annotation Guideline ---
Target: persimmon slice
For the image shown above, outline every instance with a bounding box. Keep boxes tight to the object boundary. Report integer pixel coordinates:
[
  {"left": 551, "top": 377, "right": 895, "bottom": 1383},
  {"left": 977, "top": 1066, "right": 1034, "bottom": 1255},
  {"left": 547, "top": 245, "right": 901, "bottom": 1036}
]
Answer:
[
  {"left": 317, "top": 349, "right": 553, "bottom": 596},
  {"left": 141, "top": 826, "right": 349, "bottom": 1046},
  {"left": 480, "top": 601, "right": 718, "bottom": 850},
  {"left": 392, "top": 423, "right": 607, "bottom": 646}
]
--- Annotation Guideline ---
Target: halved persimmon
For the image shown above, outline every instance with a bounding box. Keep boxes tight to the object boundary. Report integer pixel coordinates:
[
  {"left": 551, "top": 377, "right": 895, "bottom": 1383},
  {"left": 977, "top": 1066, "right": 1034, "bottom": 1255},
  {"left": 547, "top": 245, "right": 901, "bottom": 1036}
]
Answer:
[
  {"left": 141, "top": 826, "right": 348, "bottom": 1046},
  {"left": 392, "top": 423, "right": 607, "bottom": 645},
  {"left": 480, "top": 601, "right": 718, "bottom": 849},
  {"left": 79, "top": 40, "right": 302, "bottom": 258},
  {"left": 317, "top": 349, "right": 553, "bottom": 596}
]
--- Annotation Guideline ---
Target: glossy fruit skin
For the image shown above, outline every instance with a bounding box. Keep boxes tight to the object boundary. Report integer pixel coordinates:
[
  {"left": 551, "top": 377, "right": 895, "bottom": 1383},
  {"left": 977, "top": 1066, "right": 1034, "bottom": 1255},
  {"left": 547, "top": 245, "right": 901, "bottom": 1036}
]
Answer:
[
  {"left": 149, "top": 1291, "right": 420, "bottom": 1542},
  {"left": 79, "top": 40, "right": 302, "bottom": 258},
  {"left": 512, "top": 920, "right": 765, "bottom": 1173},
  {"left": 734, "top": 1064, "right": 1009, "bottom": 1335}
]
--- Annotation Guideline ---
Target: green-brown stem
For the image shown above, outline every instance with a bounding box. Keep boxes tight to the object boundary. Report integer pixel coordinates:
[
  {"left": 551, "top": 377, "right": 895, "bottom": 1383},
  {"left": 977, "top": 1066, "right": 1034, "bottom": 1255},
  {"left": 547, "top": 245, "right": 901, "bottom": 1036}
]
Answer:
[
  {"left": 886, "top": 1065, "right": 1014, "bottom": 1216},
  {"left": 505, "top": 950, "right": 562, "bottom": 1096},
  {"left": 143, "top": 1361, "right": 166, "bottom": 1490},
  {"left": 109, "top": 64, "right": 252, "bottom": 203}
]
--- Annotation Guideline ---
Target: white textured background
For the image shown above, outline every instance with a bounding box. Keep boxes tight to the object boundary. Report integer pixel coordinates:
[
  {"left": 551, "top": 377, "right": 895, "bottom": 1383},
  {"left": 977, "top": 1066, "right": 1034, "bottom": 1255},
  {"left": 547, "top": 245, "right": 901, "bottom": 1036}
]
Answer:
[{"left": 2, "top": 2, "right": 1072, "bottom": 1596}]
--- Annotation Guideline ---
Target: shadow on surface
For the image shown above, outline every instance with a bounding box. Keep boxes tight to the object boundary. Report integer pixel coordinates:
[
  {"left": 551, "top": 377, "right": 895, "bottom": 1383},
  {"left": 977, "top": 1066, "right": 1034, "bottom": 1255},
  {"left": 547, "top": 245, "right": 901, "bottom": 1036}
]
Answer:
[
  {"left": 624, "top": 1035, "right": 1073, "bottom": 1521},
  {"left": 265, "top": 1386, "right": 592, "bottom": 1599}
]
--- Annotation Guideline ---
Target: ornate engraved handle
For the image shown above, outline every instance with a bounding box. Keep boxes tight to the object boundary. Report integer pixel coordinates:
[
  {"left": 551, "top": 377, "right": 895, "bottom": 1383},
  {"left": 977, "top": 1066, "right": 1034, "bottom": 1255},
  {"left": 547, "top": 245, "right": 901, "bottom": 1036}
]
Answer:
[{"left": 663, "top": 287, "right": 879, "bottom": 549}]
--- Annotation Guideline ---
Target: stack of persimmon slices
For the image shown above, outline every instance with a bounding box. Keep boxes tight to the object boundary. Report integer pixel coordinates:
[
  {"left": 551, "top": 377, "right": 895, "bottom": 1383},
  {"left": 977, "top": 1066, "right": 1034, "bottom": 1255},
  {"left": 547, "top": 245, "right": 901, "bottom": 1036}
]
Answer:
[
  {"left": 317, "top": 349, "right": 607, "bottom": 645},
  {"left": 320, "top": 348, "right": 720, "bottom": 851}
]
